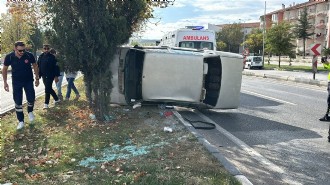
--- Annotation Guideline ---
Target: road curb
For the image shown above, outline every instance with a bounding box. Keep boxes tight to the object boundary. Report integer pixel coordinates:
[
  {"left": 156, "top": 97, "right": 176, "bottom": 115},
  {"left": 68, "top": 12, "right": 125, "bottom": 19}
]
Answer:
[
  {"left": 242, "top": 71, "right": 328, "bottom": 87},
  {"left": 173, "top": 111, "right": 253, "bottom": 185}
]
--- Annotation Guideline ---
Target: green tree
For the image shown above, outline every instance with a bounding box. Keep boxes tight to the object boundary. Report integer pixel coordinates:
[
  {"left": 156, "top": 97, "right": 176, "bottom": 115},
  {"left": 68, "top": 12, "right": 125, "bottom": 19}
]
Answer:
[
  {"left": 322, "top": 47, "right": 330, "bottom": 56},
  {"left": 0, "top": 1, "right": 43, "bottom": 53},
  {"left": 45, "top": 0, "right": 166, "bottom": 120},
  {"left": 216, "top": 23, "right": 243, "bottom": 53},
  {"left": 293, "top": 7, "right": 314, "bottom": 58},
  {"left": 266, "top": 22, "right": 295, "bottom": 67},
  {"left": 27, "top": 25, "right": 43, "bottom": 56},
  {"left": 216, "top": 41, "right": 227, "bottom": 51},
  {"left": 243, "top": 28, "right": 263, "bottom": 55}
]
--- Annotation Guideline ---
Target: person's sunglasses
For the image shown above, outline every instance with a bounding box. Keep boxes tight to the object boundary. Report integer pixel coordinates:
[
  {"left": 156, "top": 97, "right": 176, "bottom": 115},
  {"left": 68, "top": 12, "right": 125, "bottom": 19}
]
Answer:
[
  {"left": 43, "top": 47, "right": 49, "bottom": 50},
  {"left": 18, "top": 49, "right": 25, "bottom": 53}
]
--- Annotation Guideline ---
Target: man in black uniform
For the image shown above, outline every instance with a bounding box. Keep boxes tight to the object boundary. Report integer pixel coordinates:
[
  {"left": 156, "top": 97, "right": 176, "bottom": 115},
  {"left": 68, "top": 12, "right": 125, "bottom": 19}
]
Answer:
[
  {"left": 37, "top": 44, "right": 60, "bottom": 109},
  {"left": 2, "top": 41, "right": 40, "bottom": 130}
]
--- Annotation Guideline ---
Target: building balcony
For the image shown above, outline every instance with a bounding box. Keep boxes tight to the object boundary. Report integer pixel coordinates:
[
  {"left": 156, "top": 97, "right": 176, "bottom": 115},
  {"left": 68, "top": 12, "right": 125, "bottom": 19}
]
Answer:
[
  {"left": 315, "top": 23, "right": 326, "bottom": 29},
  {"left": 308, "top": 14, "right": 315, "bottom": 19},
  {"left": 317, "top": 11, "right": 327, "bottom": 17}
]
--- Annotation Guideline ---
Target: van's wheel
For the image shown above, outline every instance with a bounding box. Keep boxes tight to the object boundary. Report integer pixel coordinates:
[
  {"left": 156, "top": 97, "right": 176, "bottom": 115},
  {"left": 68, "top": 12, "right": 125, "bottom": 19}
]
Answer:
[
  {"left": 207, "top": 76, "right": 221, "bottom": 83},
  {"left": 209, "top": 68, "right": 220, "bottom": 75},
  {"left": 259, "top": 66, "right": 263, "bottom": 69},
  {"left": 207, "top": 83, "right": 220, "bottom": 90},
  {"left": 207, "top": 91, "right": 219, "bottom": 98}
]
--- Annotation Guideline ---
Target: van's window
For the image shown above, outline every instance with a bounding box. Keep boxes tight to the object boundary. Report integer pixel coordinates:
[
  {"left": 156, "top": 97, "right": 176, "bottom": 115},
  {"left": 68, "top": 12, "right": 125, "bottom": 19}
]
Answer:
[
  {"left": 254, "top": 57, "right": 262, "bottom": 61},
  {"left": 179, "top": 41, "right": 214, "bottom": 50}
]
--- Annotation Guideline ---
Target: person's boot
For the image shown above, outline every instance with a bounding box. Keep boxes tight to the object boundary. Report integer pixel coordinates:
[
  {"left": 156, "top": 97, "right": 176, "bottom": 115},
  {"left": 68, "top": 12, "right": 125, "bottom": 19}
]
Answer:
[{"left": 319, "top": 114, "right": 329, "bottom": 121}]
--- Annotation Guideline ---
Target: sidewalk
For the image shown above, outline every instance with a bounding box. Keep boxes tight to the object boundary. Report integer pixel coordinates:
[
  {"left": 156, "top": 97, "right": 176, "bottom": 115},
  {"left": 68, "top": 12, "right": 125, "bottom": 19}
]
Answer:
[{"left": 243, "top": 69, "right": 328, "bottom": 87}]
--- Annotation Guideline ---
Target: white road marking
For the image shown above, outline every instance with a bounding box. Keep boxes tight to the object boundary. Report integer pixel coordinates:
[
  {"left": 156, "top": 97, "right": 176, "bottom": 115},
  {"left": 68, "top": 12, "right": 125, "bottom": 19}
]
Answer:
[
  {"left": 195, "top": 110, "right": 302, "bottom": 185},
  {"left": 242, "top": 90, "right": 297, "bottom": 105}
]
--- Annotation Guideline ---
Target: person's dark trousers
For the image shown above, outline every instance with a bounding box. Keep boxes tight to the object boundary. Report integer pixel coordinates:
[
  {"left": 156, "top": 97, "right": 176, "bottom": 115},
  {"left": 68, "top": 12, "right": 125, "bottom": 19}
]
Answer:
[
  {"left": 42, "top": 76, "right": 59, "bottom": 104},
  {"left": 12, "top": 80, "right": 35, "bottom": 122}
]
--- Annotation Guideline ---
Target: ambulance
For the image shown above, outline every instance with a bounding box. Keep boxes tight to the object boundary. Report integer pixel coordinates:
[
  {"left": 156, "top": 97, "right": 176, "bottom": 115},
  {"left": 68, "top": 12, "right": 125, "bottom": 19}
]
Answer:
[{"left": 158, "top": 26, "right": 217, "bottom": 51}]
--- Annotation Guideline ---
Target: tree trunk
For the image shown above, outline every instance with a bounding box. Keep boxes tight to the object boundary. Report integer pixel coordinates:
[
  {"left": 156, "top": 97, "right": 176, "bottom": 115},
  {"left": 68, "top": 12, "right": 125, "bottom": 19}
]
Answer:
[
  {"left": 83, "top": 62, "right": 113, "bottom": 121},
  {"left": 278, "top": 55, "right": 281, "bottom": 68},
  {"left": 303, "top": 38, "right": 306, "bottom": 59}
]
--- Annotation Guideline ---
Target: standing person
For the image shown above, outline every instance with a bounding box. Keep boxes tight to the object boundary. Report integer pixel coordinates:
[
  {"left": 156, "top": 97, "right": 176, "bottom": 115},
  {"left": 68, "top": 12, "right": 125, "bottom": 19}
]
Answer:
[
  {"left": 65, "top": 70, "right": 80, "bottom": 100},
  {"left": 37, "top": 44, "right": 60, "bottom": 109},
  {"left": 49, "top": 48, "right": 64, "bottom": 101},
  {"left": 319, "top": 56, "right": 330, "bottom": 142},
  {"left": 2, "top": 41, "right": 40, "bottom": 130}
]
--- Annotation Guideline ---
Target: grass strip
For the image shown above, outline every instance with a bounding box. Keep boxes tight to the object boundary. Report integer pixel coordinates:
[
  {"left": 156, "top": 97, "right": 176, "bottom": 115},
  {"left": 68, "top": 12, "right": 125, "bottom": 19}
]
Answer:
[{"left": 0, "top": 77, "right": 241, "bottom": 185}]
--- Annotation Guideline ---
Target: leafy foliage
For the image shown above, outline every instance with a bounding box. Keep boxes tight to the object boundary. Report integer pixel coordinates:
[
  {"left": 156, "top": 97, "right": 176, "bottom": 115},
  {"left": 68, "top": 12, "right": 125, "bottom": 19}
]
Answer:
[
  {"left": 44, "top": 0, "right": 156, "bottom": 120},
  {"left": 266, "top": 22, "right": 295, "bottom": 67},
  {"left": 293, "top": 7, "right": 314, "bottom": 58},
  {"left": 0, "top": 1, "right": 44, "bottom": 53},
  {"left": 322, "top": 47, "right": 330, "bottom": 56},
  {"left": 216, "top": 41, "right": 227, "bottom": 51},
  {"left": 216, "top": 23, "right": 243, "bottom": 53},
  {"left": 243, "top": 28, "right": 263, "bottom": 55}
]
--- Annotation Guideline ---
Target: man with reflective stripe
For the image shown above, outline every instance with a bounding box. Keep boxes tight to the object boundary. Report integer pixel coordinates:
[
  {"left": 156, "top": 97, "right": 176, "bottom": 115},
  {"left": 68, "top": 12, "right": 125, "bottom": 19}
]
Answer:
[
  {"left": 2, "top": 41, "right": 40, "bottom": 130},
  {"left": 319, "top": 56, "right": 330, "bottom": 142}
]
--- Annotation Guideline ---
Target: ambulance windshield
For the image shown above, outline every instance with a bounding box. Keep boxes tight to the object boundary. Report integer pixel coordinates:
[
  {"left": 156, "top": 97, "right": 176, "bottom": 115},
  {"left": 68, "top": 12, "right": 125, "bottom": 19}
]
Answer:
[{"left": 179, "top": 41, "right": 214, "bottom": 50}]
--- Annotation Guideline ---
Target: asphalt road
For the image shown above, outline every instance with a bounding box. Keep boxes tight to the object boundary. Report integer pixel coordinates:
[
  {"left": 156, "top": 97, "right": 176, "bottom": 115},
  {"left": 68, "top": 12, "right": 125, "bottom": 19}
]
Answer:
[{"left": 193, "top": 75, "right": 330, "bottom": 185}]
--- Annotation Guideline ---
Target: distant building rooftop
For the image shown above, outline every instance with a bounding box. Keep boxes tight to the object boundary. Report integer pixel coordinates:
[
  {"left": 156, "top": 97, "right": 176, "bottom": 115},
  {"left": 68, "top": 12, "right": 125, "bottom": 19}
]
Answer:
[{"left": 216, "top": 22, "right": 260, "bottom": 28}]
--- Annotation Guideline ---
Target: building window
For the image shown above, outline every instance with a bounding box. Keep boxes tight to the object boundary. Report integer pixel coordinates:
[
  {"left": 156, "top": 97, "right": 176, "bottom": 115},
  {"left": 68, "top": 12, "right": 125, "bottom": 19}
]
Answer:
[{"left": 272, "top": 14, "right": 278, "bottom": 21}]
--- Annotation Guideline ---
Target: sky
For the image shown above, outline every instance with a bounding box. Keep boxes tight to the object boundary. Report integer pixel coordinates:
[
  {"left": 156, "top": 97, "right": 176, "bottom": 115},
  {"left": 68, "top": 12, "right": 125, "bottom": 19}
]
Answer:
[
  {"left": 0, "top": 0, "right": 308, "bottom": 40},
  {"left": 137, "top": 0, "right": 307, "bottom": 39}
]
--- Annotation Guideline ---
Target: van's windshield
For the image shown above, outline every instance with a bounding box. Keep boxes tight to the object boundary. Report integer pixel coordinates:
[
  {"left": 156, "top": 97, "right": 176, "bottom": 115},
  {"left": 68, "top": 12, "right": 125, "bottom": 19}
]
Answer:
[{"left": 179, "top": 41, "right": 214, "bottom": 50}]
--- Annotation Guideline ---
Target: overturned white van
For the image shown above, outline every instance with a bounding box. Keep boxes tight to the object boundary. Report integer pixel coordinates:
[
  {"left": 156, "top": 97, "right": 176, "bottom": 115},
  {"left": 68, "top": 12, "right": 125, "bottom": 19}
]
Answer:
[{"left": 109, "top": 46, "right": 243, "bottom": 109}]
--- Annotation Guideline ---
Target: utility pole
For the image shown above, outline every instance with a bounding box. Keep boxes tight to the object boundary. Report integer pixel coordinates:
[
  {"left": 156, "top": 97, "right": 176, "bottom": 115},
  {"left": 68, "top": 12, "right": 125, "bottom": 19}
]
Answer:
[{"left": 262, "top": 1, "right": 266, "bottom": 65}]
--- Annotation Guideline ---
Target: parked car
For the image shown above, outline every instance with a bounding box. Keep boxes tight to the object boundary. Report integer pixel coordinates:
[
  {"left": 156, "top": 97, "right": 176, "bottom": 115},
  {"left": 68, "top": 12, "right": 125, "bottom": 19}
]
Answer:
[
  {"left": 109, "top": 46, "right": 243, "bottom": 109},
  {"left": 244, "top": 56, "right": 263, "bottom": 69}
]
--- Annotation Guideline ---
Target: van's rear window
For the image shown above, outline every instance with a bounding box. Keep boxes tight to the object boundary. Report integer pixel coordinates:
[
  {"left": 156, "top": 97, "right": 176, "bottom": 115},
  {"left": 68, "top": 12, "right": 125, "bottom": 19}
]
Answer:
[{"left": 254, "top": 57, "right": 262, "bottom": 61}]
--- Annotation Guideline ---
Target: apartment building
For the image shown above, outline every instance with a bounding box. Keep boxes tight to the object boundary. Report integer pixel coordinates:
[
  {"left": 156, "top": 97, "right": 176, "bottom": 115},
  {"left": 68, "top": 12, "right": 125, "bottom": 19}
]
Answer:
[{"left": 261, "top": 0, "right": 330, "bottom": 55}]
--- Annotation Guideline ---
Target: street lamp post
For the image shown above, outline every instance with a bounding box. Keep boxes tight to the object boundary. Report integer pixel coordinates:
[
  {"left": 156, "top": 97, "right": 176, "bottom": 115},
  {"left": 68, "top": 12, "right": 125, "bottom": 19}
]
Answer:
[{"left": 239, "top": 19, "right": 250, "bottom": 53}]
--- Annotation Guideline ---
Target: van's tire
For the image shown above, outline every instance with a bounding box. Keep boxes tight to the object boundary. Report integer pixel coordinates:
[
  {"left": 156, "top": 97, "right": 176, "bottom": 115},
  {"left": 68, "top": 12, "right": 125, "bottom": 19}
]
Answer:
[
  {"left": 248, "top": 65, "right": 251, "bottom": 69},
  {"left": 209, "top": 68, "right": 220, "bottom": 75},
  {"left": 207, "top": 91, "right": 219, "bottom": 98},
  {"left": 259, "top": 66, "right": 263, "bottom": 69},
  {"left": 207, "top": 83, "right": 220, "bottom": 90},
  {"left": 207, "top": 76, "right": 221, "bottom": 83}
]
